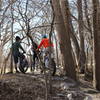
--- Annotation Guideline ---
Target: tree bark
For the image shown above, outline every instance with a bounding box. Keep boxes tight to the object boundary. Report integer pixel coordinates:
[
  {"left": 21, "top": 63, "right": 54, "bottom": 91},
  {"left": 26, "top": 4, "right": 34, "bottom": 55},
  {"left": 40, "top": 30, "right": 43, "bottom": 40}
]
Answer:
[
  {"left": 0, "top": 0, "right": 2, "bottom": 10},
  {"left": 60, "top": 0, "right": 80, "bottom": 66},
  {"left": 83, "top": 0, "right": 93, "bottom": 36},
  {"left": 52, "top": 0, "right": 76, "bottom": 80},
  {"left": 92, "top": 0, "right": 100, "bottom": 90},
  {"left": 10, "top": 3, "right": 14, "bottom": 73},
  {"left": 77, "top": 0, "right": 86, "bottom": 73}
]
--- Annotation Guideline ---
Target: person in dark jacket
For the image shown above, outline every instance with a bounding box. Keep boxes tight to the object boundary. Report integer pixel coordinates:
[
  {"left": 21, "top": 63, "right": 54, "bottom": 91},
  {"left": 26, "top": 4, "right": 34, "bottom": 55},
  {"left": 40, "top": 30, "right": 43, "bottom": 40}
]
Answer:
[{"left": 12, "top": 36, "right": 26, "bottom": 73}]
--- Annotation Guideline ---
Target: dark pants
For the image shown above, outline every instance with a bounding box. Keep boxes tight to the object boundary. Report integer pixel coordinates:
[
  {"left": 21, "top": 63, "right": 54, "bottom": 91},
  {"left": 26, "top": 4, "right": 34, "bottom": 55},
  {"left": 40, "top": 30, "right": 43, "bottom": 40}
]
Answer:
[
  {"left": 32, "top": 51, "right": 38, "bottom": 68},
  {"left": 13, "top": 52, "right": 22, "bottom": 64},
  {"left": 13, "top": 52, "right": 25, "bottom": 71}
]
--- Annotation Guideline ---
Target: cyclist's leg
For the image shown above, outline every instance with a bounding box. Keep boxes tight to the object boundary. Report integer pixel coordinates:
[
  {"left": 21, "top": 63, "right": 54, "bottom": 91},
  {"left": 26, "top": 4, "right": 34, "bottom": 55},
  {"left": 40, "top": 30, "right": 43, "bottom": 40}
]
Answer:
[
  {"left": 31, "top": 51, "right": 38, "bottom": 72},
  {"left": 35, "top": 53, "right": 39, "bottom": 69},
  {"left": 32, "top": 51, "right": 37, "bottom": 69},
  {"left": 13, "top": 54, "right": 19, "bottom": 72},
  {"left": 43, "top": 48, "right": 49, "bottom": 68},
  {"left": 32, "top": 55, "right": 35, "bottom": 70}
]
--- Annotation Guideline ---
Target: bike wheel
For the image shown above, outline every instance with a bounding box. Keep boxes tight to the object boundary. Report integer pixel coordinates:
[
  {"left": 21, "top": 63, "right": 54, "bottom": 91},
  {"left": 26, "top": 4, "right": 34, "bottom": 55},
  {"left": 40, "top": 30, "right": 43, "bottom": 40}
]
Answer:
[
  {"left": 44, "top": 58, "right": 56, "bottom": 76},
  {"left": 19, "top": 60, "right": 29, "bottom": 73},
  {"left": 50, "top": 58, "right": 56, "bottom": 76}
]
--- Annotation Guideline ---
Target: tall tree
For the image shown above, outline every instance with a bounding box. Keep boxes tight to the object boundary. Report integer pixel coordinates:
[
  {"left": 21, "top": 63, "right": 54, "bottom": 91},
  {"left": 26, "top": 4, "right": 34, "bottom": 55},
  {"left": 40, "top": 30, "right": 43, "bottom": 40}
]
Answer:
[
  {"left": 83, "top": 0, "right": 92, "bottom": 35},
  {"left": 77, "top": 0, "right": 86, "bottom": 73},
  {"left": 60, "top": 0, "right": 80, "bottom": 68},
  {"left": 92, "top": 0, "right": 100, "bottom": 90},
  {"left": 0, "top": 0, "right": 2, "bottom": 9},
  {"left": 52, "top": 0, "right": 76, "bottom": 80},
  {"left": 10, "top": 1, "right": 14, "bottom": 73}
]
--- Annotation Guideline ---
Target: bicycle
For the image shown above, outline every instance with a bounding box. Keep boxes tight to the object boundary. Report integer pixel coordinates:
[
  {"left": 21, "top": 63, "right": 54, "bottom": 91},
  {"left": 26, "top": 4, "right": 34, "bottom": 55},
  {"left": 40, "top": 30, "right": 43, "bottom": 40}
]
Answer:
[
  {"left": 36, "top": 49, "right": 56, "bottom": 76},
  {"left": 18, "top": 52, "right": 40, "bottom": 74},
  {"left": 18, "top": 50, "right": 56, "bottom": 76},
  {"left": 18, "top": 52, "right": 39, "bottom": 74},
  {"left": 18, "top": 53, "right": 29, "bottom": 73}
]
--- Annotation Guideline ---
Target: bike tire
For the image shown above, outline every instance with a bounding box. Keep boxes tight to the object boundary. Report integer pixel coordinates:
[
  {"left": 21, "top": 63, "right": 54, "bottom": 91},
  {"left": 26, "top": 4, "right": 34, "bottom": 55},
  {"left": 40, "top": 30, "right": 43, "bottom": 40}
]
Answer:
[
  {"left": 50, "top": 58, "right": 56, "bottom": 76},
  {"left": 44, "top": 58, "right": 56, "bottom": 76},
  {"left": 19, "top": 60, "right": 29, "bottom": 73}
]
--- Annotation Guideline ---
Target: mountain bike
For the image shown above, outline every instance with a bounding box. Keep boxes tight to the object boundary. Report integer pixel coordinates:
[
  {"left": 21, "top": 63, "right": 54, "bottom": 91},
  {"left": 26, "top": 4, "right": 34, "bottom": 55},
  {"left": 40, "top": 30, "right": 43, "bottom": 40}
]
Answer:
[
  {"left": 36, "top": 49, "right": 56, "bottom": 76},
  {"left": 18, "top": 50, "right": 56, "bottom": 76},
  {"left": 18, "top": 53, "right": 29, "bottom": 73}
]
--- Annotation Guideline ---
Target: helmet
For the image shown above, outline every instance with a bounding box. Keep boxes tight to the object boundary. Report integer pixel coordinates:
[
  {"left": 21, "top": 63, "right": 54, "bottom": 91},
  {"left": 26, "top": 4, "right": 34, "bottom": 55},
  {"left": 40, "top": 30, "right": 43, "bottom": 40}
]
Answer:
[
  {"left": 42, "top": 34, "right": 47, "bottom": 38},
  {"left": 15, "top": 36, "right": 21, "bottom": 41}
]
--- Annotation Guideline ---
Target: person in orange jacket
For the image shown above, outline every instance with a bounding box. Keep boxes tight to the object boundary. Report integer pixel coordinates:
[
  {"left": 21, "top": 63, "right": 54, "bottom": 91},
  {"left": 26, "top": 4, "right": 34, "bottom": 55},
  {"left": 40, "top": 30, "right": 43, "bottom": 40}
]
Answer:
[
  {"left": 37, "top": 35, "right": 53, "bottom": 49},
  {"left": 37, "top": 35, "right": 54, "bottom": 58},
  {"left": 37, "top": 35, "right": 54, "bottom": 68}
]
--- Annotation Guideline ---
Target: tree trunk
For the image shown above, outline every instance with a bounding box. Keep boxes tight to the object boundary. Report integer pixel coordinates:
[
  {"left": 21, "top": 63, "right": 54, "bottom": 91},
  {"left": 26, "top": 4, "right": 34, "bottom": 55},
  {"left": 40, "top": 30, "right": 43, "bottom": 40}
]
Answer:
[
  {"left": 77, "top": 0, "right": 86, "bottom": 73},
  {"left": 0, "top": 0, "right": 2, "bottom": 8},
  {"left": 92, "top": 0, "right": 100, "bottom": 90},
  {"left": 70, "top": 21, "right": 80, "bottom": 64},
  {"left": 52, "top": 0, "right": 76, "bottom": 80},
  {"left": 60, "top": 0, "right": 80, "bottom": 66},
  {"left": 10, "top": 4, "right": 14, "bottom": 73},
  {"left": 83, "top": 0, "right": 93, "bottom": 36},
  {"left": 54, "top": 32, "right": 59, "bottom": 68}
]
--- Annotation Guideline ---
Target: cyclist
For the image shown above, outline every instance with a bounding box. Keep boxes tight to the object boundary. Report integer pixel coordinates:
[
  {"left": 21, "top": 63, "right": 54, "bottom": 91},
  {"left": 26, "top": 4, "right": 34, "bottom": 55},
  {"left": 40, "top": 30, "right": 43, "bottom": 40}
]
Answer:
[
  {"left": 36, "top": 35, "right": 56, "bottom": 76},
  {"left": 12, "top": 36, "right": 26, "bottom": 73},
  {"left": 27, "top": 42, "right": 38, "bottom": 70},
  {"left": 37, "top": 35, "right": 53, "bottom": 49},
  {"left": 37, "top": 35, "right": 54, "bottom": 67}
]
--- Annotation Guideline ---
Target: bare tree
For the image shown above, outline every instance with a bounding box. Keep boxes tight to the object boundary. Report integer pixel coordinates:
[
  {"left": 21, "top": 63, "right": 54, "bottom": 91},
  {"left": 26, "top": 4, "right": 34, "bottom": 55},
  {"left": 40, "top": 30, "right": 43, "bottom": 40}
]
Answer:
[
  {"left": 92, "top": 0, "right": 100, "bottom": 90},
  {"left": 77, "top": 0, "right": 86, "bottom": 73},
  {"left": 52, "top": 0, "right": 76, "bottom": 80}
]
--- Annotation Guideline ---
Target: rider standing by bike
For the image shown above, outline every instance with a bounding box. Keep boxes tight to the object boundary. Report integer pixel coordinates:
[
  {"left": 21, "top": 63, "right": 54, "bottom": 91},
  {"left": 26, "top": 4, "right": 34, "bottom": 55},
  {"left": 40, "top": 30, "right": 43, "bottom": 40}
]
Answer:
[
  {"left": 37, "top": 35, "right": 54, "bottom": 66},
  {"left": 27, "top": 42, "right": 38, "bottom": 71},
  {"left": 37, "top": 35, "right": 56, "bottom": 76},
  {"left": 12, "top": 36, "right": 26, "bottom": 73}
]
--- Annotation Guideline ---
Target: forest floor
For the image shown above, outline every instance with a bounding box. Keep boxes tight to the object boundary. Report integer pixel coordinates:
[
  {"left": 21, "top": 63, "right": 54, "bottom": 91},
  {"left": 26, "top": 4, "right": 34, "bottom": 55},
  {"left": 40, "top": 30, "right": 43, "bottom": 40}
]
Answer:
[{"left": 0, "top": 73, "right": 100, "bottom": 100}]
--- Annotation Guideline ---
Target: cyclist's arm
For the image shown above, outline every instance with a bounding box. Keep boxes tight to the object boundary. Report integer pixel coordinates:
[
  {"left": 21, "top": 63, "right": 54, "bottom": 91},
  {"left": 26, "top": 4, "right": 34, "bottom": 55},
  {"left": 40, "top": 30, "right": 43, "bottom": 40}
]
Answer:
[{"left": 38, "top": 40, "right": 44, "bottom": 49}]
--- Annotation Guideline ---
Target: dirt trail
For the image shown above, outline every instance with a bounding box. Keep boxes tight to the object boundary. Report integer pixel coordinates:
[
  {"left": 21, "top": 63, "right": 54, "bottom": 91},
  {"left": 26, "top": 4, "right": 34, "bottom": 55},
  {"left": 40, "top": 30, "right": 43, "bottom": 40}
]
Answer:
[{"left": 0, "top": 73, "right": 99, "bottom": 100}]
